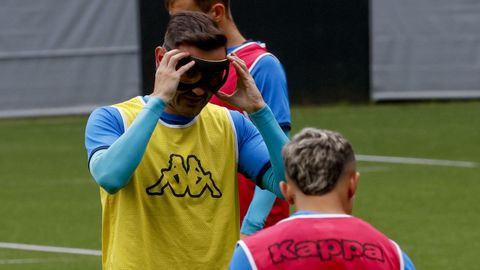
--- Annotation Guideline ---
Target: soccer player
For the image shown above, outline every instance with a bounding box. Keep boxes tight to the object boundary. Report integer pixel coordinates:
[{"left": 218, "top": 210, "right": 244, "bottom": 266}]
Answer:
[
  {"left": 165, "top": 0, "right": 291, "bottom": 236},
  {"left": 230, "top": 128, "right": 416, "bottom": 270},
  {"left": 84, "top": 11, "right": 288, "bottom": 269}
]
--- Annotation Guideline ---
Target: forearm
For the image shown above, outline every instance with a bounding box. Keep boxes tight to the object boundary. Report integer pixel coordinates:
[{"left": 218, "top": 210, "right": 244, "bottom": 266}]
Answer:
[
  {"left": 241, "top": 127, "right": 290, "bottom": 235},
  {"left": 89, "top": 97, "right": 165, "bottom": 193},
  {"left": 249, "top": 105, "right": 289, "bottom": 196},
  {"left": 240, "top": 186, "right": 277, "bottom": 235}
]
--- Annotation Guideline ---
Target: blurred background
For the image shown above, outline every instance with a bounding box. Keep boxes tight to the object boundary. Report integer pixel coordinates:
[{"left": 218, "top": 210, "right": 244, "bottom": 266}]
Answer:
[{"left": 0, "top": 1, "right": 479, "bottom": 269}]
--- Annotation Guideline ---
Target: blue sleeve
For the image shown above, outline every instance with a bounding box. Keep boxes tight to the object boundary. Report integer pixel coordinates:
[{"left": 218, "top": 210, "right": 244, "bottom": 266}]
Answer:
[
  {"left": 250, "top": 54, "right": 291, "bottom": 130},
  {"left": 84, "top": 106, "right": 124, "bottom": 161},
  {"left": 240, "top": 186, "right": 277, "bottom": 235},
  {"left": 402, "top": 251, "right": 416, "bottom": 270},
  {"left": 229, "top": 110, "right": 271, "bottom": 183},
  {"left": 250, "top": 106, "right": 288, "bottom": 196},
  {"left": 240, "top": 128, "right": 290, "bottom": 235},
  {"left": 85, "top": 97, "right": 166, "bottom": 193},
  {"left": 229, "top": 243, "right": 253, "bottom": 270},
  {"left": 230, "top": 106, "right": 288, "bottom": 198}
]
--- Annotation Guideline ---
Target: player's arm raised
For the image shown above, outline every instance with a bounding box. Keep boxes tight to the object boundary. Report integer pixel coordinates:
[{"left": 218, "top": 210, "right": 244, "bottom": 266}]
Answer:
[
  {"left": 216, "top": 55, "right": 288, "bottom": 197},
  {"left": 87, "top": 50, "right": 193, "bottom": 193}
]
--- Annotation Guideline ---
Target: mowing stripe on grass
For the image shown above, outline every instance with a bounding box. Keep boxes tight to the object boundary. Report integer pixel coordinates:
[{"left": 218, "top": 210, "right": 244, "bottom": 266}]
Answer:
[
  {"left": 0, "top": 242, "right": 101, "bottom": 256},
  {"left": 357, "top": 154, "right": 477, "bottom": 168}
]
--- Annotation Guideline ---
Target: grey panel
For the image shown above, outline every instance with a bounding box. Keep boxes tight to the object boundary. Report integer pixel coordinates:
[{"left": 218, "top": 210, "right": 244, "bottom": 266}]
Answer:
[
  {"left": 372, "top": 0, "right": 480, "bottom": 100},
  {"left": 0, "top": 0, "right": 140, "bottom": 117}
]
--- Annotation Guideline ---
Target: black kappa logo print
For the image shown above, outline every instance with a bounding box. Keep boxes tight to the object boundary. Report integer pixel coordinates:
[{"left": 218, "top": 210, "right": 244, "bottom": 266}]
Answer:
[{"left": 146, "top": 154, "right": 222, "bottom": 198}]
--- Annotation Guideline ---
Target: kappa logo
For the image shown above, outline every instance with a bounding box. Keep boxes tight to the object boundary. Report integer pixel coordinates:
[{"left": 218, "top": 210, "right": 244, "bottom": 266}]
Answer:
[
  {"left": 269, "top": 239, "right": 385, "bottom": 264},
  {"left": 146, "top": 154, "right": 222, "bottom": 198}
]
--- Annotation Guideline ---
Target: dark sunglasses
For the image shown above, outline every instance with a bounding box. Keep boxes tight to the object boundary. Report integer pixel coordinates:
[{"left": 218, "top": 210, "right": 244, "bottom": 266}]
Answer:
[{"left": 175, "top": 55, "right": 230, "bottom": 93}]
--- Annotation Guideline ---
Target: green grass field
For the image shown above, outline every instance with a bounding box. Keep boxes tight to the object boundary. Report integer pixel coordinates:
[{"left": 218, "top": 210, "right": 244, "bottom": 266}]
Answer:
[{"left": 1, "top": 101, "right": 479, "bottom": 269}]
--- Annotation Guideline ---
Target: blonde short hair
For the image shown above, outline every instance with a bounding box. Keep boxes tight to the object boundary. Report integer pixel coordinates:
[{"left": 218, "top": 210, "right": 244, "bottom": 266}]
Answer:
[{"left": 282, "top": 128, "right": 355, "bottom": 195}]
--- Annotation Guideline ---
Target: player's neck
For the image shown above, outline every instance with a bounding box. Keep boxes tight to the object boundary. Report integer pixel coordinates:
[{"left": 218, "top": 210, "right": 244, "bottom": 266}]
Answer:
[
  {"left": 221, "top": 20, "right": 246, "bottom": 47},
  {"left": 294, "top": 192, "right": 349, "bottom": 215}
]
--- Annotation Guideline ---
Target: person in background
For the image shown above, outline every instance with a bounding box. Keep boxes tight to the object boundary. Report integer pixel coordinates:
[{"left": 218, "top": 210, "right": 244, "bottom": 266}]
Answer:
[
  {"left": 85, "top": 11, "right": 288, "bottom": 269},
  {"left": 230, "top": 128, "right": 416, "bottom": 270},
  {"left": 166, "top": 0, "right": 291, "bottom": 237}
]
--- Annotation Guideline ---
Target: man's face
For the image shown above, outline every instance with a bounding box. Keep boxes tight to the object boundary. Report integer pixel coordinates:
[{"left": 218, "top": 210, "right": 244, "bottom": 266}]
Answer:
[
  {"left": 164, "top": 44, "right": 227, "bottom": 117},
  {"left": 168, "top": 0, "right": 203, "bottom": 15}
]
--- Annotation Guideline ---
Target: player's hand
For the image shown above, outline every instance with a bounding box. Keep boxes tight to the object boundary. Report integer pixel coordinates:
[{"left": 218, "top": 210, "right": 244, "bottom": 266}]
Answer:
[
  {"left": 215, "top": 54, "right": 266, "bottom": 113},
  {"left": 240, "top": 233, "right": 249, "bottom": 240},
  {"left": 151, "top": 49, "right": 195, "bottom": 103}
]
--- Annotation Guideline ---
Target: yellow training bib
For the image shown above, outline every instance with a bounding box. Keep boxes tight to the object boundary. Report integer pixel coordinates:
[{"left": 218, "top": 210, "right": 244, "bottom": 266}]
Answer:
[{"left": 101, "top": 97, "right": 239, "bottom": 270}]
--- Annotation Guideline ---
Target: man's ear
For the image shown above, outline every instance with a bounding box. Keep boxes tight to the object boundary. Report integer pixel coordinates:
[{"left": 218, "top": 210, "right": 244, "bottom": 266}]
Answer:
[
  {"left": 280, "top": 181, "right": 295, "bottom": 205},
  {"left": 348, "top": 171, "right": 360, "bottom": 200},
  {"left": 208, "top": 3, "right": 226, "bottom": 23},
  {"left": 155, "top": 46, "right": 167, "bottom": 67}
]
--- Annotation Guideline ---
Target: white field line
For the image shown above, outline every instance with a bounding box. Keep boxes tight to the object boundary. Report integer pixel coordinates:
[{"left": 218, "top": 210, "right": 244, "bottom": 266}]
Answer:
[
  {"left": 358, "top": 166, "right": 390, "bottom": 173},
  {"left": 0, "top": 242, "right": 101, "bottom": 256},
  {"left": 356, "top": 154, "right": 477, "bottom": 168},
  {"left": 0, "top": 257, "right": 72, "bottom": 265}
]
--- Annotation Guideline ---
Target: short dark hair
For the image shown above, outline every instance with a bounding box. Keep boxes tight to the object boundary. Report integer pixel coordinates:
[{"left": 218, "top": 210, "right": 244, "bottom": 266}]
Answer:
[
  {"left": 282, "top": 128, "right": 355, "bottom": 196},
  {"left": 164, "top": 11, "right": 227, "bottom": 51},
  {"left": 165, "top": 0, "right": 231, "bottom": 15}
]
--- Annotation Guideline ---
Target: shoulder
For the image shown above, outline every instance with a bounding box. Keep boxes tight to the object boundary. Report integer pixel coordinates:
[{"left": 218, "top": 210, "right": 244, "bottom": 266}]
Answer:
[
  {"left": 249, "top": 52, "right": 286, "bottom": 86},
  {"left": 226, "top": 109, "right": 255, "bottom": 137},
  {"left": 199, "top": 105, "right": 250, "bottom": 138},
  {"left": 226, "top": 108, "right": 247, "bottom": 122},
  {"left": 244, "top": 42, "right": 283, "bottom": 71},
  {"left": 86, "top": 97, "right": 147, "bottom": 133},
  {"left": 201, "top": 103, "right": 240, "bottom": 125},
  {"left": 251, "top": 53, "right": 283, "bottom": 74},
  {"left": 204, "top": 102, "right": 232, "bottom": 114},
  {"left": 232, "top": 42, "right": 280, "bottom": 68},
  {"left": 253, "top": 52, "right": 282, "bottom": 67},
  {"left": 87, "top": 106, "right": 123, "bottom": 129},
  {"left": 242, "top": 217, "right": 291, "bottom": 245},
  {"left": 85, "top": 105, "right": 125, "bottom": 159},
  {"left": 111, "top": 96, "right": 146, "bottom": 114},
  {"left": 352, "top": 216, "right": 391, "bottom": 235}
]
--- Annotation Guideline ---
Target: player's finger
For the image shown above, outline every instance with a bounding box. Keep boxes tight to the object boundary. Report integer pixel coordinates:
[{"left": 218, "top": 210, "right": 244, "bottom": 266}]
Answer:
[
  {"left": 160, "top": 49, "right": 180, "bottom": 67},
  {"left": 228, "top": 55, "right": 249, "bottom": 76},
  {"left": 230, "top": 53, "right": 249, "bottom": 72},
  {"left": 168, "top": 51, "right": 191, "bottom": 69},
  {"left": 227, "top": 54, "right": 244, "bottom": 65},
  {"left": 176, "top": 60, "right": 195, "bottom": 75},
  {"left": 231, "top": 59, "right": 249, "bottom": 79}
]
